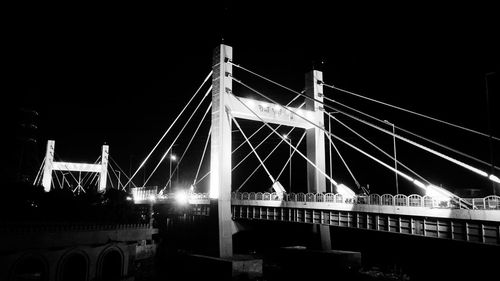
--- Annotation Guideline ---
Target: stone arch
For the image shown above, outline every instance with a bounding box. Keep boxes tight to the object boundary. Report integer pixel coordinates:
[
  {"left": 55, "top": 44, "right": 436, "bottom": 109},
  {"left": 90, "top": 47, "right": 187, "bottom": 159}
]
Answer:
[
  {"left": 57, "top": 249, "right": 89, "bottom": 281},
  {"left": 10, "top": 253, "right": 49, "bottom": 281},
  {"left": 97, "top": 246, "right": 124, "bottom": 281}
]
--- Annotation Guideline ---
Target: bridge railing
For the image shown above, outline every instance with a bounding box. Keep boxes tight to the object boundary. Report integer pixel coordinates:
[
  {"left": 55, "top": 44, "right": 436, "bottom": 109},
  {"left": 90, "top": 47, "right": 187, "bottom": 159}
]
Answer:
[
  {"left": 131, "top": 186, "right": 158, "bottom": 201},
  {"left": 133, "top": 190, "right": 500, "bottom": 210},
  {"left": 231, "top": 192, "right": 500, "bottom": 210}
]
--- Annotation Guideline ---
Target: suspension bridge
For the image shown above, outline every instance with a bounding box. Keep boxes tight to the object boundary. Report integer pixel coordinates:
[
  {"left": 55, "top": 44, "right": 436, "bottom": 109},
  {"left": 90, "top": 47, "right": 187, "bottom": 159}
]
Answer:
[{"left": 34, "top": 44, "right": 500, "bottom": 258}]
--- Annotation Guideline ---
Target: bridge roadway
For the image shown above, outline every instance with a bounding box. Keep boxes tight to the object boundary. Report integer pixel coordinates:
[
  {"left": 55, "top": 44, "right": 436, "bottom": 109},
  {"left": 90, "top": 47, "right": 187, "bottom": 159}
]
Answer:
[{"left": 133, "top": 190, "right": 500, "bottom": 246}]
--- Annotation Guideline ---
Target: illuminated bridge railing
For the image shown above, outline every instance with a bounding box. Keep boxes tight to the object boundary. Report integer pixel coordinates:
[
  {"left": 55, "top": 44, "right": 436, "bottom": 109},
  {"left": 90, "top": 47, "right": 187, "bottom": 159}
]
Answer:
[
  {"left": 131, "top": 187, "right": 158, "bottom": 201},
  {"left": 132, "top": 189, "right": 500, "bottom": 210},
  {"left": 132, "top": 190, "right": 211, "bottom": 205},
  {"left": 231, "top": 192, "right": 500, "bottom": 210}
]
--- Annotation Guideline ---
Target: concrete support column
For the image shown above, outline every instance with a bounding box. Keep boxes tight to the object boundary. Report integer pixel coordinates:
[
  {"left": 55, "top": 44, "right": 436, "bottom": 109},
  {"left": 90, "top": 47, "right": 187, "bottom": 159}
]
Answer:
[
  {"left": 42, "top": 140, "right": 55, "bottom": 192},
  {"left": 99, "top": 145, "right": 109, "bottom": 192},
  {"left": 210, "top": 44, "right": 233, "bottom": 257},
  {"left": 305, "top": 70, "right": 331, "bottom": 250}
]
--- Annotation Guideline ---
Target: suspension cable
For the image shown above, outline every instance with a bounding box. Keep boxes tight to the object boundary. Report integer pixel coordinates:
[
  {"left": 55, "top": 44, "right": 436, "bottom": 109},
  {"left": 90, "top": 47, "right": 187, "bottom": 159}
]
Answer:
[
  {"left": 90, "top": 172, "right": 99, "bottom": 187},
  {"left": 233, "top": 102, "right": 306, "bottom": 172},
  {"left": 53, "top": 153, "right": 81, "bottom": 185},
  {"left": 231, "top": 113, "right": 275, "bottom": 184},
  {"left": 161, "top": 103, "right": 212, "bottom": 193},
  {"left": 327, "top": 112, "right": 429, "bottom": 184},
  {"left": 232, "top": 78, "right": 437, "bottom": 189},
  {"left": 328, "top": 118, "right": 333, "bottom": 193},
  {"left": 62, "top": 172, "right": 71, "bottom": 188},
  {"left": 324, "top": 131, "right": 361, "bottom": 189},
  {"left": 107, "top": 171, "right": 115, "bottom": 189},
  {"left": 235, "top": 77, "right": 499, "bottom": 184},
  {"left": 396, "top": 122, "right": 499, "bottom": 171},
  {"left": 53, "top": 170, "right": 63, "bottom": 190},
  {"left": 232, "top": 123, "right": 279, "bottom": 171},
  {"left": 233, "top": 61, "right": 499, "bottom": 141},
  {"left": 326, "top": 98, "right": 498, "bottom": 170},
  {"left": 108, "top": 161, "right": 124, "bottom": 190},
  {"left": 75, "top": 172, "right": 86, "bottom": 194},
  {"left": 275, "top": 131, "right": 307, "bottom": 183},
  {"left": 195, "top": 171, "right": 210, "bottom": 186},
  {"left": 193, "top": 127, "right": 211, "bottom": 188},
  {"left": 232, "top": 94, "right": 303, "bottom": 153},
  {"left": 230, "top": 62, "right": 305, "bottom": 101},
  {"left": 80, "top": 156, "right": 101, "bottom": 187},
  {"left": 326, "top": 106, "right": 495, "bottom": 179},
  {"left": 234, "top": 63, "right": 498, "bottom": 169},
  {"left": 231, "top": 92, "right": 342, "bottom": 187},
  {"left": 236, "top": 126, "right": 299, "bottom": 192},
  {"left": 323, "top": 82, "right": 500, "bottom": 141},
  {"left": 33, "top": 156, "right": 46, "bottom": 186},
  {"left": 144, "top": 92, "right": 212, "bottom": 186},
  {"left": 124, "top": 71, "right": 213, "bottom": 187},
  {"left": 54, "top": 155, "right": 100, "bottom": 189},
  {"left": 193, "top": 113, "right": 302, "bottom": 187},
  {"left": 109, "top": 156, "right": 138, "bottom": 189}
]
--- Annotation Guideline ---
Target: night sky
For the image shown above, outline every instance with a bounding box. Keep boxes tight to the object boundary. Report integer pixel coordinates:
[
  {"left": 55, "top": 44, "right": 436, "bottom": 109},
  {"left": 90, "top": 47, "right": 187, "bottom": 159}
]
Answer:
[{"left": 3, "top": 2, "right": 499, "bottom": 196}]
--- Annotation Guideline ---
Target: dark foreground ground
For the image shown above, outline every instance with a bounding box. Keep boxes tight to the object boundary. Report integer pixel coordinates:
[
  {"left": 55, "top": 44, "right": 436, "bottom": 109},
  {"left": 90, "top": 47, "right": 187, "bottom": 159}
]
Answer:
[{"left": 135, "top": 219, "right": 498, "bottom": 281}]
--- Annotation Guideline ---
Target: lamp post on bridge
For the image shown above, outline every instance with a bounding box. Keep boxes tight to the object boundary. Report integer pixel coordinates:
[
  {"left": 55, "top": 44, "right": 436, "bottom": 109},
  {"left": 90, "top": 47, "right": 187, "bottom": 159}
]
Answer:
[
  {"left": 169, "top": 154, "right": 177, "bottom": 193},
  {"left": 384, "top": 120, "right": 399, "bottom": 194}
]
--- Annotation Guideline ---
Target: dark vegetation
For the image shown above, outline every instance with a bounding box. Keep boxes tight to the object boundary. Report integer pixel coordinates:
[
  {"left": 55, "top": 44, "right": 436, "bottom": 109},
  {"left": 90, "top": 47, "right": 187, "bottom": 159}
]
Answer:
[{"left": 0, "top": 182, "right": 146, "bottom": 223}]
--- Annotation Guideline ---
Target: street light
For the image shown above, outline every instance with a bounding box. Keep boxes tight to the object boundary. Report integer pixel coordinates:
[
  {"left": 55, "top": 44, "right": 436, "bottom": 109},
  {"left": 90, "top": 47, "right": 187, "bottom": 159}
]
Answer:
[
  {"left": 283, "top": 134, "right": 292, "bottom": 192},
  {"left": 384, "top": 120, "right": 399, "bottom": 194},
  {"left": 169, "top": 154, "right": 177, "bottom": 193}
]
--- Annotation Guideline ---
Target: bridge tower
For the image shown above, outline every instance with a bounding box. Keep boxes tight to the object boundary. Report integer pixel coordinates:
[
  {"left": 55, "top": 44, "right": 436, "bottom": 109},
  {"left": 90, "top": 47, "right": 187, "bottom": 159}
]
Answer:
[
  {"left": 305, "top": 70, "right": 331, "bottom": 250},
  {"left": 210, "top": 44, "right": 331, "bottom": 257},
  {"left": 210, "top": 44, "right": 234, "bottom": 258},
  {"left": 41, "top": 140, "right": 109, "bottom": 192}
]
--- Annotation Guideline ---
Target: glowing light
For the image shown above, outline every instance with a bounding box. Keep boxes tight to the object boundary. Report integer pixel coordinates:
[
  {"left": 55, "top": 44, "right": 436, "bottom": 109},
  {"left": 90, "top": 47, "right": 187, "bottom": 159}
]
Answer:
[
  {"left": 337, "top": 183, "right": 356, "bottom": 198},
  {"left": 189, "top": 184, "right": 195, "bottom": 193},
  {"left": 413, "top": 179, "right": 426, "bottom": 189},
  {"left": 170, "top": 154, "right": 177, "bottom": 161},
  {"left": 489, "top": 174, "right": 500, "bottom": 184},
  {"left": 126, "top": 196, "right": 133, "bottom": 201},
  {"left": 148, "top": 194, "right": 156, "bottom": 202},
  {"left": 272, "top": 181, "right": 286, "bottom": 199},
  {"left": 426, "top": 184, "right": 453, "bottom": 201},
  {"left": 175, "top": 190, "right": 188, "bottom": 205},
  {"left": 397, "top": 171, "right": 414, "bottom": 182},
  {"left": 282, "top": 134, "right": 288, "bottom": 139}
]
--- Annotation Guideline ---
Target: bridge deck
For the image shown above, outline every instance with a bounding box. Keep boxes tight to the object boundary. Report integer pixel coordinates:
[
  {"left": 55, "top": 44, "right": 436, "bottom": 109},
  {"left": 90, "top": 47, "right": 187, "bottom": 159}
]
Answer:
[{"left": 135, "top": 192, "right": 500, "bottom": 246}]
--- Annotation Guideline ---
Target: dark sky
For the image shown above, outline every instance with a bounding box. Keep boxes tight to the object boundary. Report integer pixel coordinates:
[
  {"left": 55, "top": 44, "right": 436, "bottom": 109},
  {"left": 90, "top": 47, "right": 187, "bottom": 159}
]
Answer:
[{"left": 3, "top": 2, "right": 499, "bottom": 196}]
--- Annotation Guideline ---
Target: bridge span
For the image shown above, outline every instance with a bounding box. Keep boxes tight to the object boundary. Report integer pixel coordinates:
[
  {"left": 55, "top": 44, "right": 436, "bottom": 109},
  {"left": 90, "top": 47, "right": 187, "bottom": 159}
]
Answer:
[{"left": 133, "top": 189, "right": 500, "bottom": 246}]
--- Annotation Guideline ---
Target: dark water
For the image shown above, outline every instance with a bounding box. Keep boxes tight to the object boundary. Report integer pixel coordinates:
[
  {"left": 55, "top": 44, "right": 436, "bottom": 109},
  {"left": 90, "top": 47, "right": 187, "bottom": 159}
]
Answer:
[{"left": 148, "top": 216, "right": 498, "bottom": 281}]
